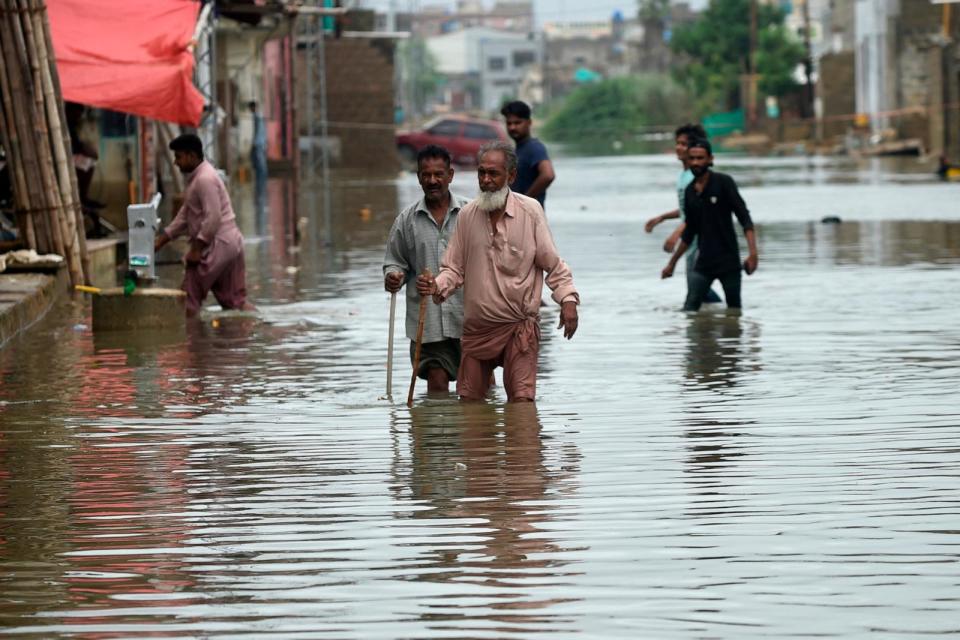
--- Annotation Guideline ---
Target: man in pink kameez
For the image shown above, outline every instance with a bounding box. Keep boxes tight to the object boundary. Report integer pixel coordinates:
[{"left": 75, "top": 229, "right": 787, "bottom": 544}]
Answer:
[
  {"left": 155, "top": 134, "right": 254, "bottom": 317},
  {"left": 418, "top": 141, "right": 579, "bottom": 402}
]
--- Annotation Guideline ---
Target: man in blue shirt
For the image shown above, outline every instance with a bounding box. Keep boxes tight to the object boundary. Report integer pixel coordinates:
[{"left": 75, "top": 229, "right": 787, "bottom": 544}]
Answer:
[
  {"left": 645, "top": 123, "right": 721, "bottom": 304},
  {"left": 500, "top": 101, "right": 555, "bottom": 209}
]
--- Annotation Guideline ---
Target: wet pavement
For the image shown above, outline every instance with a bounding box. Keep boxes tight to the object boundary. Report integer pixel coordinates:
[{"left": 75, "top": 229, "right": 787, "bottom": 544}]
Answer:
[{"left": 1, "top": 154, "right": 959, "bottom": 638}]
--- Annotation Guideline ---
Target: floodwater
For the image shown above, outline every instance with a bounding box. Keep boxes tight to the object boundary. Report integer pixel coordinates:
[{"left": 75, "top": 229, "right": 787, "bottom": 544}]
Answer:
[{"left": 1, "top": 153, "right": 959, "bottom": 638}]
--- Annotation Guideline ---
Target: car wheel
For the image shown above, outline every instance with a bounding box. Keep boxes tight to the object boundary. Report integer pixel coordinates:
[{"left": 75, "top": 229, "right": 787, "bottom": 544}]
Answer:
[{"left": 398, "top": 145, "right": 417, "bottom": 172}]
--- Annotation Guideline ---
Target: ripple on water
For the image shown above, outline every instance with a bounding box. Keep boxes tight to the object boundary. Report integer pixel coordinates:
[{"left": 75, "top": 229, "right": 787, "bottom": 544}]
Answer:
[{"left": 1, "top": 157, "right": 959, "bottom": 638}]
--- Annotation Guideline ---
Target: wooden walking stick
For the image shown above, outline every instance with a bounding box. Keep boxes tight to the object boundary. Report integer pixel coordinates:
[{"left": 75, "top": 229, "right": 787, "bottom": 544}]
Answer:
[
  {"left": 386, "top": 289, "right": 397, "bottom": 398},
  {"left": 407, "top": 268, "right": 431, "bottom": 408}
]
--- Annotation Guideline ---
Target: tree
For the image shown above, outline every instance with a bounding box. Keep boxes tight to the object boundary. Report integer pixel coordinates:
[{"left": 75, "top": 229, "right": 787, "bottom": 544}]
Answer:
[
  {"left": 638, "top": 0, "right": 670, "bottom": 23},
  {"left": 542, "top": 75, "right": 694, "bottom": 146},
  {"left": 756, "top": 25, "right": 805, "bottom": 99},
  {"left": 670, "top": 0, "right": 803, "bottom": 113},
  {"left": 399, "top": 36, "right": 443, "bottom": 117}
]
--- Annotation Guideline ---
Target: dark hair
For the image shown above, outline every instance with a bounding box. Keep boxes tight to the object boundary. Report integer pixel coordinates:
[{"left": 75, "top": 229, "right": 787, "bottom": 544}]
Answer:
[
  {"left": 247, "top": 101, "right": 257, "bottom": 111},
  {"left": 417, "top": 144, "right": 451, "bottom": 170},
  {"left": 675, "top": 122, "right": 707, "bottom": 141},
  {"left": 478, "top": 140, "right": 518, "bottom": 173},
  {"left": 687, "top": 137, "right": 712, "bottom": 155},
  {"left": 169, "top": 133, "right": 204, "bottom": 159},
  {"left": 500, "top": 100, "right": 532, "bottom": 120}
]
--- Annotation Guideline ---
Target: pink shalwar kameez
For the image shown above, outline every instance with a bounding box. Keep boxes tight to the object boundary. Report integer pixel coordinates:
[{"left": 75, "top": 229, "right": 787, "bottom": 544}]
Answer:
[
  {"left": 434, "top": 191, "right": 579, "bottom": 401},
  {"left": 163, "top": 161, "right": 249, "bottom": 314}
]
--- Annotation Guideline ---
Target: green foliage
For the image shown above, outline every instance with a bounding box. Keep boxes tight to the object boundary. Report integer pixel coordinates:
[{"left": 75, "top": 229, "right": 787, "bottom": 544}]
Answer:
[
  {"left": 671, "top": 0, "right": 801, "bottom": 113},
  {"left": 638, "top": 0, "right": 670, "bottom": 22},
  {"left": 756, "top": 25, "right": 805, "bottom": 97},
  {"left": 400, "top": 37, "right": 443, "bottom": 117},
  {"left": 541, "top": 75, "right": 694, "bottom": 146}
]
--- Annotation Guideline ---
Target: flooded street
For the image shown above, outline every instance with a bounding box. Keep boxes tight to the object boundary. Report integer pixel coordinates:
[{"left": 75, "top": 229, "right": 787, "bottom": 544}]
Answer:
[{"left": 1, "top": 153, "right": 959, "bottom": 638}]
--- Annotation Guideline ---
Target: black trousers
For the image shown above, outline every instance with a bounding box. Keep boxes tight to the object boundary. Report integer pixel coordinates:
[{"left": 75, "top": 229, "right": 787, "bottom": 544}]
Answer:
[{"left": 683, "top": 269, "right": 742, "bottom": 311}]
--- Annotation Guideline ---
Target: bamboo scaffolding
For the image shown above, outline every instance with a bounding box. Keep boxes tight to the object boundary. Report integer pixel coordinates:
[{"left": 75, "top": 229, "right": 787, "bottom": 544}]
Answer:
[
  {"left": 17, "top": 0, "right": 73, "bottom": 281},
  {"left": 0, "top": 0, "right": 48, "bottom": 252},
  {"left": 29, "top": 0, "right": 85, "bottom": 284},
  {"left": 0, "top": 0, "right": 88, "bottom": 285},
  {"left": 37, "top": 0, "right": 88, "bottom": 283},
  {"left": 0, "top": 29, "right": 36, "bottom": 249},
  {"left": 4, "top": 0, "right": 62, "bottom": 256}
]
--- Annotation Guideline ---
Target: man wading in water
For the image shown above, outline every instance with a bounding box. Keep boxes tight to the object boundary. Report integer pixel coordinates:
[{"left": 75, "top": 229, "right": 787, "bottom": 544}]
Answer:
[
  {"left": 417, "top": 141, "right": 579, "bottom": 403},
  {"left": 383, "top": 145, "right": 469, "bottom": 393},
  {"left": 155, "top": 134, "right": 255, "bottom": 317},
  {"left": 661, "top": 139, "right": 759, "bottom": 311},
  {"left": 645, "top": 123, "right": 722, "bottom": 305}
]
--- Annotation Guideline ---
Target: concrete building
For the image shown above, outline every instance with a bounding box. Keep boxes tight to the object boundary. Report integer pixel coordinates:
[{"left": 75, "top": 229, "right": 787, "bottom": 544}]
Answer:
[
  {"left": 853, "top": 0, "right": 960, "bottom": 157},
  {"left": 426, "top": 27, "right": 541, "bottom": 112},
  {"left": 383, "top": 0, "right": 533, "bottom": 37}
]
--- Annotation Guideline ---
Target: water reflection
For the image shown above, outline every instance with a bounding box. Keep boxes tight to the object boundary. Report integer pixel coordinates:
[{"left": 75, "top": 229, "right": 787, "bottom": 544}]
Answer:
[
  {"left": 806, "top": 220, "right": 960, "bottom": 266},
  {"left": 2, "top": 154, "right": 960, "bottom": 637},
  {"left": 392, "top": 402, "right": 583, "bottom": 631},
  {"left": 683, "top": 312, "right": 761, "bottom": 391}
]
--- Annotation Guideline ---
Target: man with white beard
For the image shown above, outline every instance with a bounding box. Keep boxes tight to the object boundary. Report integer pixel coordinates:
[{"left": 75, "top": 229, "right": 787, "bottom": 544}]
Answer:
[{"left": 417, "top": 141, "right": 580, "bottom": 402}]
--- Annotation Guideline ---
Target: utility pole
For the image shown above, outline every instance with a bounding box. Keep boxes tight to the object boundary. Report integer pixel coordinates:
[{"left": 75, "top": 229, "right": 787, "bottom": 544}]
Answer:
[
  {"left": 748, "top": 0, "right": 758, "bottom": 128},
  {"left": 801, "top": 0, "right": 814, "bottom": 119}
]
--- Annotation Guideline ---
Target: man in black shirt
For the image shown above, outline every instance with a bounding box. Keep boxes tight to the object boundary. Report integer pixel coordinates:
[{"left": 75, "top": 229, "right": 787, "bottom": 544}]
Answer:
[{"left": 661, "top": 139, "right": 758, "bottom": 311}]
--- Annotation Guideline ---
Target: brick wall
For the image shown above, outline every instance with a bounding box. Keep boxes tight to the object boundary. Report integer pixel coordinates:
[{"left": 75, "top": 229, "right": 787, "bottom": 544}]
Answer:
[
  {"left": 817, "top": 51, "right": 855, "bottom": 139},
  {"left": 299, "top": 38, "right": 399, "bottom": 175}
]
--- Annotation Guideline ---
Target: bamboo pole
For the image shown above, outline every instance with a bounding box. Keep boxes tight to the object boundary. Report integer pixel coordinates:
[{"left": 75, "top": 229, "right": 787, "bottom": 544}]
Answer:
[
  {"left": 17, "top": 0, "right": 80, "bottom": 286},
  {"left": 0, "top": 0, "right": 50, "bottom": 252},
  {"left": 33, "top": 0, "right": 88, "bottom": 283},
  {"left": 10, "top": 0, "right": 66, "bottom": 261},
  {"left": 0, "top": 12, "right": 36, "bottom": 249}
]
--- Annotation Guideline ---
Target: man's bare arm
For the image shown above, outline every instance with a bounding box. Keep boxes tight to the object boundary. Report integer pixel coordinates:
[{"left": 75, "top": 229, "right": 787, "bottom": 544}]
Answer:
[
  {"left": 525, "top": 159, "right": 555, "bottom": 200},
  {"left": 661, "top": 240, "right": 690, "bottom": 279},
  {"left": 645, "top": 209, "right": 680, "bottom": 233},
  {"left": 743, "top": 228, "right": 759, "bottom": 274}
]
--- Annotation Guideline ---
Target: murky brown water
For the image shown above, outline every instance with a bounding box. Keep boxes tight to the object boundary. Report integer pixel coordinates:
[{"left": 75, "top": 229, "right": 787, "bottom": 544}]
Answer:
[{"left": 2, "top": 154, "right": 959, "bottom": 638}]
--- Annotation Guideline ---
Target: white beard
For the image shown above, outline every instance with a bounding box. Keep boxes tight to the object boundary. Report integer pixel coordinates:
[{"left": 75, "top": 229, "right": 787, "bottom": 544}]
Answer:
[{"left": 475, "top": 186, "right": 509, "bottom": 212}]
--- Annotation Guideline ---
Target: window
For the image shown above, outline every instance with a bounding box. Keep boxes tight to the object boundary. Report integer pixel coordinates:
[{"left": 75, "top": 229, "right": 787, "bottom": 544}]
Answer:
[
  {"left": 463, "top": 123, "right": 497, "bottom": 140},
  {"left": 427, "top": 120, "right": 461, "bottom": 137},
  {"left": 512, "top": 50, "right": 535, "bottom": 67},
  {"left": 487, "top": 57, "right": 506, "bottom": 71}
]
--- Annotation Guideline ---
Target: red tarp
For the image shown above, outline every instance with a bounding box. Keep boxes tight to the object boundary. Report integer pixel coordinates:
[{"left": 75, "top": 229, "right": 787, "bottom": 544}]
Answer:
[{"left": 48, "top": 0, "right": 204, "bottom": 126}]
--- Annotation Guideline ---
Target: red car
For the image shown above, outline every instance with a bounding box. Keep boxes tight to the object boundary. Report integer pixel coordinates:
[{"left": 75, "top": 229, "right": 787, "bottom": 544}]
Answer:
[{"left": 396, "top": 115, "right": 509, "bottom": 168}]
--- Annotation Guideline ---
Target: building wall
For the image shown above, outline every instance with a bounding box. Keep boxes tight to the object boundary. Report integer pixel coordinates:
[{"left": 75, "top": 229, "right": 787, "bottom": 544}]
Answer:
[
  {"left": 853, "top": 0, "right": 960, "bottom": 153},
  {"left": 817, "top": 50, "right": 855, "bottom": 139},
  {"left": 478, "top": 36, "right": 540, "bottom": 111},
  {"left": 299, "top": 38, "right": 399, "bottom": 175},
  {"left": 427, "top": 29, "right": 541, "bottom": 113}
]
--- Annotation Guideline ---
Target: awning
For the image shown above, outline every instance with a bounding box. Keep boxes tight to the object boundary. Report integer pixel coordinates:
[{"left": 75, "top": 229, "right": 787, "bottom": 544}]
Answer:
[{"left": 48, "top": 0, "right": 205, "bottom": 126}]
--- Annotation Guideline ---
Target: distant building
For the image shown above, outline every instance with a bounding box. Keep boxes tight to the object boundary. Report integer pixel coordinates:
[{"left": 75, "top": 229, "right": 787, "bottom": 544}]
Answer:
[
  {"left": 813, "top": 0, "right": 856, "bottom": 139},
  {"left": 426, "top": 27, "right": 541, "bottom": 112},
  {"left": 631, "top": 2, "right": 698, "bottom": 74},
  {"left": 381, "top": 0, "right": 533, "bottom": 37},
  {"left": 542, "top": 18, "right": 623, "bottom": 101},
  {"left": 852, "top": 0, "right": 960, "bottom": 157}
]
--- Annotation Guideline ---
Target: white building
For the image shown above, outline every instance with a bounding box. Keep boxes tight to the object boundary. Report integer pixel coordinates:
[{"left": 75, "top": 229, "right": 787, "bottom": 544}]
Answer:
[{"left": 427, "top": 27, "right": 541, "bottom": 112}]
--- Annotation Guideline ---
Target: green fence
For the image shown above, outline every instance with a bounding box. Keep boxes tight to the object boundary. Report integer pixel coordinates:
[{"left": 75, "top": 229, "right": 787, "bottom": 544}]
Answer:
[{"left": 703, "top": 109, "right": 745, "bottom": 139}]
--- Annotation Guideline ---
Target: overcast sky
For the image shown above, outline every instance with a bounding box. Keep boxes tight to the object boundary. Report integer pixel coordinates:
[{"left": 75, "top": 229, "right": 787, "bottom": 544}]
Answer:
[{"left": 355, "top": 1, "right": 708, "bottom": 27}]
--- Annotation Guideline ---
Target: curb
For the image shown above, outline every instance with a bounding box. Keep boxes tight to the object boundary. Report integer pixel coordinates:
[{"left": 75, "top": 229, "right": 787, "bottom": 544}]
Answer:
[{"left": 0, "top": 270, "right": 67, "bottom": 350}]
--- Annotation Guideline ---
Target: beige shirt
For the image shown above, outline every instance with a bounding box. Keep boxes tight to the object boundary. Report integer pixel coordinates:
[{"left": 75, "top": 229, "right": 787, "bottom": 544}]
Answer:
[{"left": 435, "top": 191, "right": 578, "bottom": 333}]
